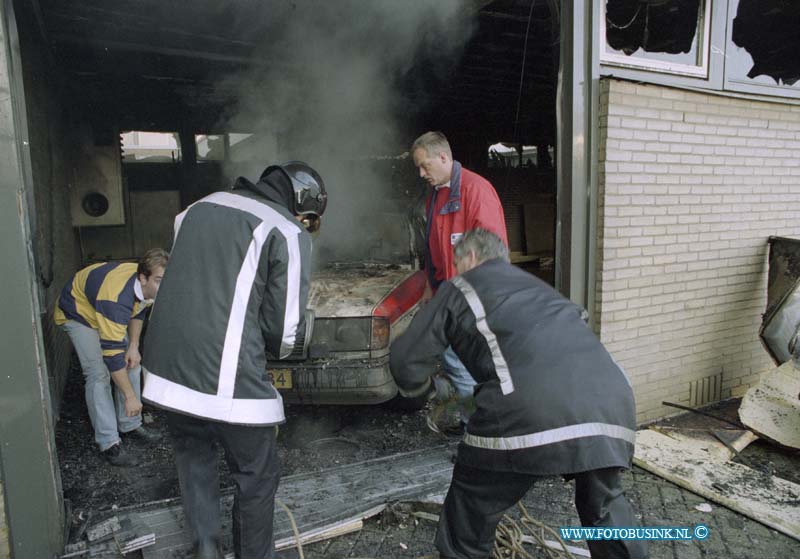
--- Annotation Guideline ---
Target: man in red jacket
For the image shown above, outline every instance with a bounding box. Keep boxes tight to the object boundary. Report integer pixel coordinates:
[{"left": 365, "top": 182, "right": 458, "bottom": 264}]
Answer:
[{"left": 411, "top": 131, "right": 508, "bottom": 422}]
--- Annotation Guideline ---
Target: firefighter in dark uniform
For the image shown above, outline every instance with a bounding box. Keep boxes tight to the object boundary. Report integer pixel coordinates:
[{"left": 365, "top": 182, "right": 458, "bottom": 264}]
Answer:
[
  {"left": 390, "top": 228, "right": 648, "bottom": 559},
  {"left": 142, "top": 162, "right": 327, "bottom": 559}
]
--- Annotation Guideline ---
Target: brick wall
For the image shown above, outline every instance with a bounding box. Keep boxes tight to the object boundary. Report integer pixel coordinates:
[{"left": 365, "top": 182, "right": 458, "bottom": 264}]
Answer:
[{"left": 596, "top": 78, "right": 800, "bottom": 423}]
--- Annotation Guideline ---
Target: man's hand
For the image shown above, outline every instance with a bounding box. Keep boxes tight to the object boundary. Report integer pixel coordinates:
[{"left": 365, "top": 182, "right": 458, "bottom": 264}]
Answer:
[
  {"left": 125, "top": 396, "right": 143, "bottom": 417},
  {"left": 110, "top": 368, "right": 142, "bottom": 418},
  {"left": 125, "top": 347, "right": 142, "bottom": 369},
  {"left": 421, "top": 282, "right": 433, "bottom": 305},
  {"left": 432, "top": 374, "right": 456, "bottom": 401}
]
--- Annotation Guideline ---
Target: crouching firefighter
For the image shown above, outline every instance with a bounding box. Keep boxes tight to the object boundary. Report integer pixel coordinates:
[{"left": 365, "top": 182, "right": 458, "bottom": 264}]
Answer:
[
  {"left": 390, "top": 228, "right": 648, "bottom": 559},
  {"left": 142, "top": 162, "right": 327, "bottom": 559}
]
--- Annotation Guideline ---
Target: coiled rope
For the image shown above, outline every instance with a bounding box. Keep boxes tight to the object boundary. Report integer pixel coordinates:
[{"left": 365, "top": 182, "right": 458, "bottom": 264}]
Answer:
[{"left": 493, "top": 502, "right": 577, "bottom": 559}]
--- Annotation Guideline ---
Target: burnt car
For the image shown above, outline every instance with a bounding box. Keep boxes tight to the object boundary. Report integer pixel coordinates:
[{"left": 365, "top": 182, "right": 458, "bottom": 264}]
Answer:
[
  {"left": 267, "top": 262, "right": 427, "bottom": 405},
  {"left": 264, "top": 156, "right": 430, "bottom": 405}
]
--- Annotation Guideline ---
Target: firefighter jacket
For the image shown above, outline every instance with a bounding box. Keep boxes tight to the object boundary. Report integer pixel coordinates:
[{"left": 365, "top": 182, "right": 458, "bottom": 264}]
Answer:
[
  {"left": 55, "top": 262, "right": 151, "bottom": 372},
  {"left": 142, "top": 185, "right": 311, "bottom": 426},
  {"left": 424, "top": 161, "right": 508, "bottom": 290},
  {"left": 390, "top": 258, "right": 636, "bottom": 475}
]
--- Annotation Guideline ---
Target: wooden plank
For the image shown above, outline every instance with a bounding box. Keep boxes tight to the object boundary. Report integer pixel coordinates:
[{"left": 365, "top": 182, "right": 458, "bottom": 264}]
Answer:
[
  {"left": 739, "top": 360, "right": 800, "bottom": 450},
  {"left": 509, "top": 251, "right": 539, "bottom": 264},
  {"left": 647, "top": 426, "right": 736, "bottom": 461},
  {"left": 634, "top": 430, "right": 800, "bottom": 541},
  {"left": 647, "top": 426, "right": 757, "bottom": 461},
  {"left": 711, "top": 429, "right": 759, "bottom": 455},
  {"left": 134, "top": 445, "right": 455, "bottom": 558},
  {"left": 275, "top": 510, "right": 373, "bottom": 550}
]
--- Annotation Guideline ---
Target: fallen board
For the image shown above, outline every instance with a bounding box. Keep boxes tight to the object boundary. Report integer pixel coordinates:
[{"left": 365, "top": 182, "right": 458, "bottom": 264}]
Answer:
[
  {"left": 95, "top": 444, "right": 456, "bottom": 558},
  {"left": 739, "top": 360, "right": 800, "bottom": 449},
  {"left": 648, "top": 426, "right": 757, "bottom": 461},
  {"left": 634, "top": 430, "right": 800, "bottom": 541}
]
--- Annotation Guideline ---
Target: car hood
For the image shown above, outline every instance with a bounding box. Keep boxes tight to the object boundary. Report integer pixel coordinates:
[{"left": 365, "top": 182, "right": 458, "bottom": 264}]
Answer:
[{"left": 308, "top": 263, "right": 416, "bottom": 318}]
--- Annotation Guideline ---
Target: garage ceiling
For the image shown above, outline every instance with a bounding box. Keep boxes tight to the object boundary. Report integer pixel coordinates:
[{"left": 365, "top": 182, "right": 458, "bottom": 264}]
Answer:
[{"left": 32, "top": 0, "right": 558, "bottom": 145}]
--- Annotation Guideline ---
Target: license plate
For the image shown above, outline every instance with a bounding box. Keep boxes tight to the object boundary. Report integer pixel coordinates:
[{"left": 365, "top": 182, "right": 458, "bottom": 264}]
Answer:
[{"left": 268, "top": 369, "right": 293, "bottom": 389}]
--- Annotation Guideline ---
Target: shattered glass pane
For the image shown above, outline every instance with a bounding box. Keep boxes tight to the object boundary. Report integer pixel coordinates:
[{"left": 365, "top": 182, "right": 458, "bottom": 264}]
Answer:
[
  {"left": 605, "top": 0, "right": 704, "bottom": 67},
  {"left": 195, "top": 134, "right": 225, "bottom": 161},
  {"left": 730, "top": 0, "right": 800, "bottom": 87}
]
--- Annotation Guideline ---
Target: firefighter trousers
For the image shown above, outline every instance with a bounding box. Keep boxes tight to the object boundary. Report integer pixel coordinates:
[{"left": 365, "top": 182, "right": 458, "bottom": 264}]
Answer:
[
  {"left": 166, "top": 411, "right": 281, "bottom": 559},
  {"left": 436, "top": 463, "right": 648, "bottom": 559}
]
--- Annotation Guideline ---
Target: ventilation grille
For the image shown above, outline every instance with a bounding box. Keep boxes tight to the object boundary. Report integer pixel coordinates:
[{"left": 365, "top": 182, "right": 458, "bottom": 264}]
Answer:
[{"left": 689, "top": 372, "right": 723, "bottom": 408}]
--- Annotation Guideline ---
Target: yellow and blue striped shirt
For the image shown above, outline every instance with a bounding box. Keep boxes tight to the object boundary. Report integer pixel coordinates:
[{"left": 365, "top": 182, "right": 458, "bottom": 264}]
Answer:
[{"left": 54, "top": 262, "right": 151, "bottom": 371}]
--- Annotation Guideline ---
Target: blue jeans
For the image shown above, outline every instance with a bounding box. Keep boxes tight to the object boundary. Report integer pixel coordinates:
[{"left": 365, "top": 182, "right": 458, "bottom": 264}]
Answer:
[
  {"left": 441, "top": 347, "right": 476, "bottom": 422},
  {"left": 61, "top": 320, "right": 142, "bottom": 451}
]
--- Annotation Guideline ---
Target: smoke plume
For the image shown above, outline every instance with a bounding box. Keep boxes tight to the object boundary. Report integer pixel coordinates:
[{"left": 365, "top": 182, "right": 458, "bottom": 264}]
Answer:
[{"left": 220, "top": 0, "right": 475, "bottom": 264}]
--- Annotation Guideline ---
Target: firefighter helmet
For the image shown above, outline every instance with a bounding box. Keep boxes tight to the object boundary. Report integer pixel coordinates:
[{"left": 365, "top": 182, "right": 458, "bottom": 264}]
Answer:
[{"left": 261, "top": 161, "right": 327, "bottom": 217}]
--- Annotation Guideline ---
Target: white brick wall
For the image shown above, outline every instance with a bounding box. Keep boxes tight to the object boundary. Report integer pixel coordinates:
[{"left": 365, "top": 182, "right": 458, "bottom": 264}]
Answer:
[{"left": 596, "top": 78, "right": 800, "bottom": 423}]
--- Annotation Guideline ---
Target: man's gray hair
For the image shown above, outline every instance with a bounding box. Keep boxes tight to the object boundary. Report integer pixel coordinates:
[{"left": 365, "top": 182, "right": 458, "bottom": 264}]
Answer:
[
  {"left": 454, "top": 228, "right": 509, "bottom": 264},
  {"left": 411, "top": 131, "right": 452, "bottom": 159}
]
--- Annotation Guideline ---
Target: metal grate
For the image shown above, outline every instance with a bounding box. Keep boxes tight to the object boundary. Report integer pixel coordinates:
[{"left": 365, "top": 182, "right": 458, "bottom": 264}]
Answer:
[{"left": 689, "top": 372, "right": 723, "bottom": 408}]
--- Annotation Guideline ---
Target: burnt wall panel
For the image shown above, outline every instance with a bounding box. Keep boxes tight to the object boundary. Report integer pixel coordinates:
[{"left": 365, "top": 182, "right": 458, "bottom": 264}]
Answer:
[
  {"left": 15, "top": 0, "right": 81, "bottom": 416},
  {"left": 484, "top": 167, "right": 555, "bottom": 255},
  {"left": 0, "top": 481, "right": 8, "bottom": 559}
]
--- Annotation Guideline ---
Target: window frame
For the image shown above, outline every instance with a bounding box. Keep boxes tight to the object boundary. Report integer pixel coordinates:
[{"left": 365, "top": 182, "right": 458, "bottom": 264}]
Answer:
[
  {"left": 722, "top": 0, "right": 800, "bottom": 100},
  {"left": 120, "top": 130, "right": 182, "bottom": 164},
  {"left": 194, "top": 133, "right": 227, "bottom": 162},
  {"left": 599, "top": 0, "right": 713, "bottom": 78}
]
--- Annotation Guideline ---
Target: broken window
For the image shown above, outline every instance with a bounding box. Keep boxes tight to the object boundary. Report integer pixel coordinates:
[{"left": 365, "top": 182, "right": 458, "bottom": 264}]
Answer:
[
  {"left": 195, "top": 134, "right": 226, "bottom": 161},
  {"left": 728, "top": 0, "right": 800, "bottom": 89},
  {"left": 488, "top": 142, "right": 542, "bottom": 169},
  {"left": 601, "top": 0, "right": 710, "bottom": 76},
  {"left": 120, "top": 131, "right": 181, "bottom": 163}
]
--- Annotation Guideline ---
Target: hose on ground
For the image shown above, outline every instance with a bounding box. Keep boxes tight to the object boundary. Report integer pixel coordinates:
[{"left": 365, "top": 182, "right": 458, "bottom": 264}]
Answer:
[{"left": 276, "top": 498, "right": 304, "bottom": 559}]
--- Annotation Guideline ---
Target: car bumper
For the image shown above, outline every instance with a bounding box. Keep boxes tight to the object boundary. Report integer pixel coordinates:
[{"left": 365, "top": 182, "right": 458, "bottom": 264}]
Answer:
[{"left": 269, "top": 355, "right": 399, "bottom": 405}]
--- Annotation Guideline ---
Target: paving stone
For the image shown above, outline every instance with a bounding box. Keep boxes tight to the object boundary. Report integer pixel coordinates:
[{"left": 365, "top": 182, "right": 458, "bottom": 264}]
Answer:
[
  {"left": 672, "top": 539, "right": 704, "bottom": 559},
  {"left": 648, "top": 541, "right": 676, "bottom": 559},
  {"left": 659, "top": 485, "right": 686, "bottom": 509},
  {"left": 637, "top": 484, "right": 665, "bottom": 518},
  {"left": 694, "top": 533, "right": 727, "bottom": 557}
]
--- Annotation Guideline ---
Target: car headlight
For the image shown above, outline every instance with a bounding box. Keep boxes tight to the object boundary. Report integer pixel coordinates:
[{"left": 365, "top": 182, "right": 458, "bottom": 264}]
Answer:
[{"left": 310, "top": 317, "right": 389, "bottom": 352}]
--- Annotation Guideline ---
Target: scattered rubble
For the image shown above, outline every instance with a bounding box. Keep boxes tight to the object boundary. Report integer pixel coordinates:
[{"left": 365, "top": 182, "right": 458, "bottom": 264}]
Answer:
[{"left": 634, "top": 428, "right": 800, "bottom": 540}]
